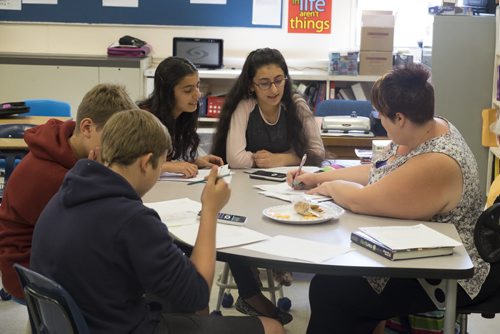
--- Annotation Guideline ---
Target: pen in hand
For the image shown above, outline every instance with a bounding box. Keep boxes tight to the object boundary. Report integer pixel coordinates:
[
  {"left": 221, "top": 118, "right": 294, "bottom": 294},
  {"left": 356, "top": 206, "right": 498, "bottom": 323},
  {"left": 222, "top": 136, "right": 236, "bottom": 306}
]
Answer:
[{"left": 292, "top": 153, "right": 307, "bottom": 188}]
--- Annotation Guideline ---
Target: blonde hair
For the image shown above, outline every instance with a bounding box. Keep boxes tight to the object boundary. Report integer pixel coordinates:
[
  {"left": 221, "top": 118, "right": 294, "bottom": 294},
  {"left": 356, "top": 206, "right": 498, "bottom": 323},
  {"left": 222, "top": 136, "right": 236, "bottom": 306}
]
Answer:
[
  {"left": 75, "top": 83, "right": 137, "bottom": 134},
  {"left": 100, "top": 109, "right": 172, "bottom": 168}
]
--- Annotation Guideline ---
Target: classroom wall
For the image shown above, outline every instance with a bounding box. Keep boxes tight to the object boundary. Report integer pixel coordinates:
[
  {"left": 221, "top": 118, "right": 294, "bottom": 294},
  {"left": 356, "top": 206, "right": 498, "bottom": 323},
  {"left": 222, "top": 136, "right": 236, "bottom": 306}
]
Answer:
[{"left": 0, "top": 0, "right": 356, "bottom": 65}]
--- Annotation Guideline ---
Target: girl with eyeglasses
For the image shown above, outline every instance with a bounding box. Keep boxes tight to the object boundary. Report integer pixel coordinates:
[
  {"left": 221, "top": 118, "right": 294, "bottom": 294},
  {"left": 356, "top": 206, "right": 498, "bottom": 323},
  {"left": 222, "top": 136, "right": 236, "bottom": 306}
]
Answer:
[
  {"left": 138, "top": 57, "right": 224, "bottom": 178},
  {"left": 211, "top": 48, "right": 325, "bottom": 325},
  {"left": 212, "top": 48, "right": 325, "bottom": 168}
]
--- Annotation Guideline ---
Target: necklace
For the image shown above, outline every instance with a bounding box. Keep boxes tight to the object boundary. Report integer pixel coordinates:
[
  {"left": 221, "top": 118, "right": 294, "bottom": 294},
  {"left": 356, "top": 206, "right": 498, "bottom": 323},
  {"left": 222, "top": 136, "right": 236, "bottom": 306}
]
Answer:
[{"left": 258, "top": 104, "right": 281, "bottom": 125}]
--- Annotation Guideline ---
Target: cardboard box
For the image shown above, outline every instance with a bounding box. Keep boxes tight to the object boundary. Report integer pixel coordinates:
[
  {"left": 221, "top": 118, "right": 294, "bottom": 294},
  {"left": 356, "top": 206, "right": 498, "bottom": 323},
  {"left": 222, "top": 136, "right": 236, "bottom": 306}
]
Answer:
[
  {"left": 359, "top": 52, "right": 393, "bottom": 76},
  {"left": 360, "top": 27, "right": 394, "bottom": 52},
  {"left": 361, "top": 10, "right": 395, "bottom": 28}
]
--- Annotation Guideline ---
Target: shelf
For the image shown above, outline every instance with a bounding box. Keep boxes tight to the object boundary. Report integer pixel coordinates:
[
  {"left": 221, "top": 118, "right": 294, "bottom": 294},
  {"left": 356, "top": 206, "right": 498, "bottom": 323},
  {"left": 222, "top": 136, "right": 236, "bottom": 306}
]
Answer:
[
  {"left": 145, "top": 67, "right": 380, "bottom": 82},
  {"left": 491, "top": 146, "right": 500, "bottom": 159}
]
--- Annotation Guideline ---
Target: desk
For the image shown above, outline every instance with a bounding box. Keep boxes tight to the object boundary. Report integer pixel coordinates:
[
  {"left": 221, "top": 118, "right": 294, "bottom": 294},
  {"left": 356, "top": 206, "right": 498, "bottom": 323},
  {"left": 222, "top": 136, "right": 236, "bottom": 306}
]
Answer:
[
  {"left": 0, "top": 116, "right": 71, "bottom": 149},
  {"left": 143, "top": 170, "right": 473, "bottom": 334},
  {"left": 0, "top": 116, "right": 71, "bottom": 183},
  {"left": 321, "top": 135, "right": 388, "bottom": 159}
]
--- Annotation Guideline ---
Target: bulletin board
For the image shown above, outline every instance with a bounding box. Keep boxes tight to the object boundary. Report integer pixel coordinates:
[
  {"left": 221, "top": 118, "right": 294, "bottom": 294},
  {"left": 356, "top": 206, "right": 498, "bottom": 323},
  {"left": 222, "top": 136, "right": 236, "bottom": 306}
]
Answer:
[{"left": 0, "top": 0, "right": 282, "bottom": 28}]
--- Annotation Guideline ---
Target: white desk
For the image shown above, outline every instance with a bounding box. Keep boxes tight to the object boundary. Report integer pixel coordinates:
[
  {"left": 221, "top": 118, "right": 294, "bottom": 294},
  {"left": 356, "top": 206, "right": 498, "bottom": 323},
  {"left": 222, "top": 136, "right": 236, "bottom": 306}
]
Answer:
[{"left": 143, "top": 170, "right": 474, "bottom": 334}]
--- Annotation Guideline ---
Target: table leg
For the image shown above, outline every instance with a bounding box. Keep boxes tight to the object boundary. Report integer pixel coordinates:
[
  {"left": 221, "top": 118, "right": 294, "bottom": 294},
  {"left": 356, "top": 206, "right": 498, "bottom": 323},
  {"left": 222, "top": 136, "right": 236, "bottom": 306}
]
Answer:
[{"left": 443, "top": 279, "right": 457, "bottom": 334}]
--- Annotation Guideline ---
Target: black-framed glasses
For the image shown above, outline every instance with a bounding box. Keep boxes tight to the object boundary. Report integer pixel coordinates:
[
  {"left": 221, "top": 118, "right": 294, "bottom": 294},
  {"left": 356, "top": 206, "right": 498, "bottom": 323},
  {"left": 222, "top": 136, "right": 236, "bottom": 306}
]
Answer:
[{"left": 253, "top": 77, "right": 288, "bottom": 90}]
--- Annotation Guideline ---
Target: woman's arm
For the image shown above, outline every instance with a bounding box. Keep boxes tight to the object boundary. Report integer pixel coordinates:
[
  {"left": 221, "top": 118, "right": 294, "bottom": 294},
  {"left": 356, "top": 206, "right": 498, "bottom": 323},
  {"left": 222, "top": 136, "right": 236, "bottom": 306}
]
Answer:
[
  {"left": 226, "top": 100, "right": 255, "bottom": 168},
  {"left": 252, "top": 149, "right": 300, "bottom": 168},
  {"left": 309, "top": 153, "right": 463, "bottom": 220}
]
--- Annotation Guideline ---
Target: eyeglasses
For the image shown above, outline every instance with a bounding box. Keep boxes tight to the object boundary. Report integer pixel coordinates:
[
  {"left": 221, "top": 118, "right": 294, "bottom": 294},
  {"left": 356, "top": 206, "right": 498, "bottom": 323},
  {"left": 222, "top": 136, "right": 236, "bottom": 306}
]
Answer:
[{"left": 253, "top": 77, "right": 288, "bottom": 90}]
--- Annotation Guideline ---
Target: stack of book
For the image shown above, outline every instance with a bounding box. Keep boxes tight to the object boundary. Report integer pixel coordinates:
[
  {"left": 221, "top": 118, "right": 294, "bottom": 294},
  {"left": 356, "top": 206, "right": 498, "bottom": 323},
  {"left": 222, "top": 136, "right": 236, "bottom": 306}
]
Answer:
[{"left": 350, "top": 224, "right": 462, "bottom": 261}]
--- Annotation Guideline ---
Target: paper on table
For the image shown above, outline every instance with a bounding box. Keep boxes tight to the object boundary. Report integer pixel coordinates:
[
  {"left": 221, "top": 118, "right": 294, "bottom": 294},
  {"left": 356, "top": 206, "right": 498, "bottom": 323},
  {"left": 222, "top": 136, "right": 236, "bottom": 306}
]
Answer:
[
  {"left": 144, "top": 198, "right": 201, "bottom": 227},
  {"left": 160, "top": 164, "right": 232, "bottom": 183},
  {"left": 254, "top": 182, "right": 331, "bottom": 203},
  {"left": 359, "top": 224, "right": 462, "bottom": 250},
  {"left": 242, "top": 235, "right": 353, "bottom": 263},
  {"left": 169, "top": 223, "right": 269, "bottom": 249}
]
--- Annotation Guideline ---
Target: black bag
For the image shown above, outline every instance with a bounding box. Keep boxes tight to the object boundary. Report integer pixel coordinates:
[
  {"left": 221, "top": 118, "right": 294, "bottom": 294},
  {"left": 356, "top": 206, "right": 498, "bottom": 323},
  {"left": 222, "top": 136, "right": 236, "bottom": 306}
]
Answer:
[
  {"left": 119, "top": 35, "right": 146, "bottom": 48},
  {"left": 0, "top": 102, "right": 30, "bottom": 117}
]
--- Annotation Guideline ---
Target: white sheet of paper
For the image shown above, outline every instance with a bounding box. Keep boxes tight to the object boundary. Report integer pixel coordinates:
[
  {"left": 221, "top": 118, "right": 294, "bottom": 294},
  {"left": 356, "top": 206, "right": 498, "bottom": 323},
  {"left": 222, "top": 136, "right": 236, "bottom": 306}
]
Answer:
[
  {"left": 169, "top": 224, "right": 269, "bottom": 249},
  {"left": 103, "top": 0, "right": 138, "bottom": 7},
  {"left": 243, "top": 235, "right": 353, "bottom": 263},
  {"left": 190, "top": 0, "right": 226, "bottom": 4},
  {"left": 252, "top": 0, "right": 281, "bottom": 26},
  {"left": 0, "top": 0, "right": 21, "bottom": 10},
  {"left": 254, "top": 183, "right": 331, "bottom": 203},
  {"left": 144, "top": 198, "right": 201, "bottom": 227},
  {"left": 23, "top": 0, "right": 57, "bottom": 4},
  {"left": 359, "top": 224, "right": 462, "bottom": 250}
]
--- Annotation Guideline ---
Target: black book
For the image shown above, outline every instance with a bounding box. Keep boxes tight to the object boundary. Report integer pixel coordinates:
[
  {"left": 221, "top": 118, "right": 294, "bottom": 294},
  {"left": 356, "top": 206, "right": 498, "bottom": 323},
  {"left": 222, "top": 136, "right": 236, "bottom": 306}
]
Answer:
[{"left": 350, "top": 230, "right": 454, "bottom": 261}]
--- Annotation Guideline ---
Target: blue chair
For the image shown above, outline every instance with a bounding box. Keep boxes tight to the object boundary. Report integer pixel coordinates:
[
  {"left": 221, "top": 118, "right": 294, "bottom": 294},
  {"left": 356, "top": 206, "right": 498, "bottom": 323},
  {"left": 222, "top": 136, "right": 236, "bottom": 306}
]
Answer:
[
  {"left": 24, "top": 99, "right": 71, "bottom": 117},
  {"left": 315, "top": 99, "right": 373, "bottom": 117},
  {"left": 14, "top": 263, "right": 90, "bottom": 334}
]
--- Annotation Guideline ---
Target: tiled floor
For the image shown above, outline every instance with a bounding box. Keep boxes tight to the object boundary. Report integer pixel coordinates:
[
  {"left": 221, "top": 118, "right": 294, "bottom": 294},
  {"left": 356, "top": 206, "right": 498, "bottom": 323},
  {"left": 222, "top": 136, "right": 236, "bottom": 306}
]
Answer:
[{"left": 1, "top": 263, "right": 499, "bottom": 333}]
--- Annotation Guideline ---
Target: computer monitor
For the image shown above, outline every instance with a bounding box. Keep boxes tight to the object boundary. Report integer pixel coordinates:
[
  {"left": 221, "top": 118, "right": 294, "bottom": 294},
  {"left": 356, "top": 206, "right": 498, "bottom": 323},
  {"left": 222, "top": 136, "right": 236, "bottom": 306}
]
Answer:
[
  {"left": 173, "top": 37, "right": 223, "bottom": 69},
  {"left": 462, "top": 0, "right": 497, "bottom": 14}
]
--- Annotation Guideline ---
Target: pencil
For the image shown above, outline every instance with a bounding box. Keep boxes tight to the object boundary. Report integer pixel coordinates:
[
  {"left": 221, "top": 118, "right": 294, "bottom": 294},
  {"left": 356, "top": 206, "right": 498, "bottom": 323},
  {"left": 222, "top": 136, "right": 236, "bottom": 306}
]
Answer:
[{"left": 187, "top": 173, "right": 231, "bottom": 185}]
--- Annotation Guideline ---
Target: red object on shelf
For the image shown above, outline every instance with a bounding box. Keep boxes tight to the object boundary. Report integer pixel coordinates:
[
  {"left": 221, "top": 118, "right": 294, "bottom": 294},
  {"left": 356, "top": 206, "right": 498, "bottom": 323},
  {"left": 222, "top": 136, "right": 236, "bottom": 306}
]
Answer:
[{"left": 206, "top": 96, "right": 225, "bottom": 118}]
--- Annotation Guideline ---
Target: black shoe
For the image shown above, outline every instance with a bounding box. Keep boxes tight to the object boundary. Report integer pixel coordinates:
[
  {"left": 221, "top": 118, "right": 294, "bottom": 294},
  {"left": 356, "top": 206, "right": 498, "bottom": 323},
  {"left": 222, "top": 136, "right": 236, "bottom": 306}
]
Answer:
[{"left": 234, "top": 297, "right": 293, "bottom": 325}]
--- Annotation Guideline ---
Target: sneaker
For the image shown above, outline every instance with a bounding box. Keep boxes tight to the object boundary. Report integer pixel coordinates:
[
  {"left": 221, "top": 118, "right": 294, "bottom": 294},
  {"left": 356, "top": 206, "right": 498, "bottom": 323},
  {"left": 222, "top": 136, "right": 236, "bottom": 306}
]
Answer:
[{"left": 234, "top": 296, "right": 293, "bottom": 325}]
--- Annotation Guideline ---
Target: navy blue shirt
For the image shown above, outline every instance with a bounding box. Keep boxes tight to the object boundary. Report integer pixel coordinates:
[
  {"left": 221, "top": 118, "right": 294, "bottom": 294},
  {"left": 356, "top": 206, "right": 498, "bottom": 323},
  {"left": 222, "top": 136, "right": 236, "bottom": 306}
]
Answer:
[{"left": 31, "top": 160, "right": 209, "bottom": 334}]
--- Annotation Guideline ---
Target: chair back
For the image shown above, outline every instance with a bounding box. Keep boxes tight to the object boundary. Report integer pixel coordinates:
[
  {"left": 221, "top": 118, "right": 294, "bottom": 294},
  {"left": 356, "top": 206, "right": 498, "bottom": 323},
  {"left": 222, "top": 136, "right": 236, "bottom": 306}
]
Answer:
[
  {"left": 474, "top": 203, "right": 500, "bottom": 263},
  {"left": 24, "top": 99, "right": 71, "bottom": 117},
  {"left": 315, "top": 99, "right": 373, "bottom": 117},
  {"left": 13, "top": 264, "right": 89, "bottom": 334}
]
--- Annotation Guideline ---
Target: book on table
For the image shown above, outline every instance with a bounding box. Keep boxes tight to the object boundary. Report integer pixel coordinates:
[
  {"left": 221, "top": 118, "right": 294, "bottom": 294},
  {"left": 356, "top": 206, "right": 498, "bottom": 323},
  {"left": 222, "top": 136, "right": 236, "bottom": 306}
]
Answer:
[{"left": 350, "top": 224, "right": 462, "bottom": 261}]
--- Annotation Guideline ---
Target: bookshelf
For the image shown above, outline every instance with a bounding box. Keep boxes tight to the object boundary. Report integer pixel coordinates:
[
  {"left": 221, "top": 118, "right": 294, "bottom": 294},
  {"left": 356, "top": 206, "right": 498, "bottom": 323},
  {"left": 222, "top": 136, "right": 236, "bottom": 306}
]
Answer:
[{"left": 144, "top": 67, "right": 379, "bottom": 115}]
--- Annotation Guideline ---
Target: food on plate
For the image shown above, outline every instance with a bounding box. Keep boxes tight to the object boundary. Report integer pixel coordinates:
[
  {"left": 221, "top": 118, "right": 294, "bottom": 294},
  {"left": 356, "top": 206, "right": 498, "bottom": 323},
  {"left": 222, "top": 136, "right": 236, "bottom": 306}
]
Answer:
[{"left": 294, "top": 201, "right": 322, "bottom": 218}]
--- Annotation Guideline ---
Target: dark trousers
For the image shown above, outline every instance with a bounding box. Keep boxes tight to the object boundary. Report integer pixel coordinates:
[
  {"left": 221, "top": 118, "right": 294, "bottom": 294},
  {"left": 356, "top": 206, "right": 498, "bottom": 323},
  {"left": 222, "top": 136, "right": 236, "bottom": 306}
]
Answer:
[
  {"left": 228, "top": 262, "right": 262, "bottom": 299},
  {"left": 307, "top": 262, "right": 500, "bottom": 334}
]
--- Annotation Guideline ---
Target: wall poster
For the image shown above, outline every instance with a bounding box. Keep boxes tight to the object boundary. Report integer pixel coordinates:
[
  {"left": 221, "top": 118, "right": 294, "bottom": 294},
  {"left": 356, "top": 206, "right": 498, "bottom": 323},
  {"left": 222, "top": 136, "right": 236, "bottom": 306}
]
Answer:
[{"left": 288, "top": 0, "right": 332, "bottom": 34}]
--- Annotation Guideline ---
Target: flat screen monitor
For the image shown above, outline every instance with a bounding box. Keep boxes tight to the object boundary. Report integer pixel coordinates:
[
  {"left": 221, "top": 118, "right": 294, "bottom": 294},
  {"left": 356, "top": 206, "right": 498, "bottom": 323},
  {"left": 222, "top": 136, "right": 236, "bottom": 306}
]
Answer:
[
  {"left": 462, "top": 0, "right": 497, "bottom": 13},
  {"left": 173, "top": 37, "right": 223, "bottom": 69}
]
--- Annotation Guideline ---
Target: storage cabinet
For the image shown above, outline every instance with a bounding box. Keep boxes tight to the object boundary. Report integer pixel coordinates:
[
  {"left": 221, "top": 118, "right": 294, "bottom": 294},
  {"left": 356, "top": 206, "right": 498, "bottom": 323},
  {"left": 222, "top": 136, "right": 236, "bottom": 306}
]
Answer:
[
  {"left": 432, "top": 14, "right": 495, "bottom": 196},
  {"left": 0, "top": 54, "right": 151, "bottom": 116}
]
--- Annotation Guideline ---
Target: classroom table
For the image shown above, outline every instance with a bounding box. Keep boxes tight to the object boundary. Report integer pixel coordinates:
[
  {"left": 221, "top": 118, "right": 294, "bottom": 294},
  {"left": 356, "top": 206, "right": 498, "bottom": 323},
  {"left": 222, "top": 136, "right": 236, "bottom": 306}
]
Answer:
[
  {"left": 0, "top": 115, "right": 71, "bottom": 187},
  {"left": 142, "top": 170, "right": 474, "bottom": 334}
]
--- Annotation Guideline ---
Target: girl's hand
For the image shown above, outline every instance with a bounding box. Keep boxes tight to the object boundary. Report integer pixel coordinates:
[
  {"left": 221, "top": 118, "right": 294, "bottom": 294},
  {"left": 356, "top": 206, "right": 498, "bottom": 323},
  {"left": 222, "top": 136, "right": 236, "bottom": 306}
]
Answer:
[
  {"left": 162, "top": 161, "right": 198, "bottom": 178},
  {"left": 196, "top": 155, "right": 224, "bottom": 168}
]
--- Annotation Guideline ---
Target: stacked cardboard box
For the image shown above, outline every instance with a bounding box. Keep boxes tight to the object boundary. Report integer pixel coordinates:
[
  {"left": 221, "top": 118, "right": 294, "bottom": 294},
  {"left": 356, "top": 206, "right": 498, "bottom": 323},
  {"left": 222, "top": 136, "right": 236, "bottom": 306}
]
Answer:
[{"left": 359, "top": 11, "right": 394, "bottom": 76}]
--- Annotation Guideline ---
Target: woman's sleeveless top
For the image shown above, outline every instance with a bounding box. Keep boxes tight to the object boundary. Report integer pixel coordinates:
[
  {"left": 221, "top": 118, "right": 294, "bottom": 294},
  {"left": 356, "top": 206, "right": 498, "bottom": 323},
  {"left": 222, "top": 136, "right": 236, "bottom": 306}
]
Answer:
[{"left": 366, "top": 119, "right": 488, "bottom": 299}]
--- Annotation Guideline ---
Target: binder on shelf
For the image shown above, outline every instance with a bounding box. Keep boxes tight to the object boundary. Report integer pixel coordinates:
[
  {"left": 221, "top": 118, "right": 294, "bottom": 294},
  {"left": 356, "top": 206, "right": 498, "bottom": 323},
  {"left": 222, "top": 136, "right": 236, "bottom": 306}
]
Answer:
[
  {"left": 351, "top": 83, "right": 368, "bottom": 100},
  {"left": 338, "top": 88, "right": 355, "bottom": 100},
  {"left": 206, "top": 96, "right": 225, "bottom": 118}
]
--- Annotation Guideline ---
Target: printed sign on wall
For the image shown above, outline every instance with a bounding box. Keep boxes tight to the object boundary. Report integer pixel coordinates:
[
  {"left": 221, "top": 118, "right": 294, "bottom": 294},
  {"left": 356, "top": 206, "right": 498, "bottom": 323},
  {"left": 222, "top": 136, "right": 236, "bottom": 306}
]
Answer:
[{"left": 288, "top": 0, "right": 331, "bottom": 34}]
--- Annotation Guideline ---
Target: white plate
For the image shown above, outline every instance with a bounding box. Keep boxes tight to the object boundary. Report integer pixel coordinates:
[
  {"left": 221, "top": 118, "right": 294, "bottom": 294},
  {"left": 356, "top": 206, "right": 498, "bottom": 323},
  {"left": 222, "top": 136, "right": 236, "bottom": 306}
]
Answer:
[{"left": 262, "top": 202, "right": 344, "bottom": 225}]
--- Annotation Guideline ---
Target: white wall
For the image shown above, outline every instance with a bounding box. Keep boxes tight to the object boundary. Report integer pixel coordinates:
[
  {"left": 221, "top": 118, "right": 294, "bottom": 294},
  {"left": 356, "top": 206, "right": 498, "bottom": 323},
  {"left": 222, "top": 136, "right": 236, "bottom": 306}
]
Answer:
[{"left": 0, "top": 0, "right": 356, "bottom": 66}]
